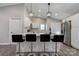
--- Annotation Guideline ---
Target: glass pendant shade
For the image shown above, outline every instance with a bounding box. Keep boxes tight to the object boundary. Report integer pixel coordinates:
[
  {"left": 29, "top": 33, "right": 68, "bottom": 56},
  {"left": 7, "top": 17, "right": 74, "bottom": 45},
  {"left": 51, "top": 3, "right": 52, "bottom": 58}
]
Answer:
[
  {"left": 29, "top": 3, "right": 33, "bottom": 17},
  {"left": 47, "top": 3, "right": 51, "bottom": 17},
  {"left": 47, "top": 12, "right": 51, "bottom": 16}
]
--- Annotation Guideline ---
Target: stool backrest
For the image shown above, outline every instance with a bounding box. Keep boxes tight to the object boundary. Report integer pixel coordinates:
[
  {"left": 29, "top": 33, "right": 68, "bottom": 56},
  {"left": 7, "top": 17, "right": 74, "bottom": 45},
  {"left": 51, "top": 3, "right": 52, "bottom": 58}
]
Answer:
[
  {"left": 53, "top": 35, "right": 64, "bottom": 42},
  {"left": 26, "top": 34, "right": 36, "bottom": 42},
  {"left": 12, "top": 35, "right": 24, "bottom": 42},
  {"left": 40, "top": 34, "right": 50, "bottom": 42}
]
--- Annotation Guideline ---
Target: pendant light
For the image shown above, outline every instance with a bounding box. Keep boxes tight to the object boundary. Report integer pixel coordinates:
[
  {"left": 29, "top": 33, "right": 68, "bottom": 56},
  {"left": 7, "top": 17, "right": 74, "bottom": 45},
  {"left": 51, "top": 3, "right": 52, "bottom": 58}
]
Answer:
[
  {"left": 47, "top": 3, "right": 51, "bottom": 17},
  {"left": 29, "top": 3, "right": 33, "bottom": 16}
]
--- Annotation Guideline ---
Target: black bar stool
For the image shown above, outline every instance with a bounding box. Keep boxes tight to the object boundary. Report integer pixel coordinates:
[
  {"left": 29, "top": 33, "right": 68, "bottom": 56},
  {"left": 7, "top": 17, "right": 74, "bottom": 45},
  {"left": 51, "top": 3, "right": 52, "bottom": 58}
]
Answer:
[
  {"left": 12, "top": 34, "right": 25, "bottom": 56},
  {"left": 51, "top": 35, "right": 64, "bottom": 56},
  {"left": 26, "top": 34, "right": 36, "bottom": 53},
  {"left": 40, "top": 34, "right": 50, "bottom": 53}
]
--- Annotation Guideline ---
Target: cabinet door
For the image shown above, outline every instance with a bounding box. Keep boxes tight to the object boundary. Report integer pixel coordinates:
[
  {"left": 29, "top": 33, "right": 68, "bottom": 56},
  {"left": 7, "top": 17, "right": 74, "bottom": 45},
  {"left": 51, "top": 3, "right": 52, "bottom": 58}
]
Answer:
[
  {"left": 45, "top": 41, "right": 55, "bottom": 52},
  {"left": 9, "top": 17, "right": 23, "bottom": 43},
  {"left": 32, "top": 42, "right": 44, "bottom": 52},
  {"left": 9, "top": 18, "right": 23, "bottom": 34},
  {"left": 20, "top": 42, "right": 31, "bottom": 52}
]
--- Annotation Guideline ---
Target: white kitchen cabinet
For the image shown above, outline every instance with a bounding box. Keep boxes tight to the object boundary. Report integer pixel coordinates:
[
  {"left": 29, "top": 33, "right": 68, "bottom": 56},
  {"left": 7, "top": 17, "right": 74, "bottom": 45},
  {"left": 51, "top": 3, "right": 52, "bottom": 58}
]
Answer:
[
  {"left": 45, "top": 42, "right": 55, "bottom": 52},
  {"left": 32, "top": 23, "right": 40, "bottom": 29},
  {"left": 20, "top": 42, "right": 31, "bottom": 52},
  {"left": 32, "top": 42, "right": 44, "bottom": 52}
]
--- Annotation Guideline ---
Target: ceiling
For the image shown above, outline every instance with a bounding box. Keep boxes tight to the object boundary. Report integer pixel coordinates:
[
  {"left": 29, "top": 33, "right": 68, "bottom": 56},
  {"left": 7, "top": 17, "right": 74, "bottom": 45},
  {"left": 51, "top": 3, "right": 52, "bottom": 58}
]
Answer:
[
  {"left": 0, "top": 3, "right": 17, "bottom": 7},
  {"left": 0, "top": 3, "right": 79, "bottom": 20},
  {"left": 25, "top": 3, "right": 79, "bottom": 20}
]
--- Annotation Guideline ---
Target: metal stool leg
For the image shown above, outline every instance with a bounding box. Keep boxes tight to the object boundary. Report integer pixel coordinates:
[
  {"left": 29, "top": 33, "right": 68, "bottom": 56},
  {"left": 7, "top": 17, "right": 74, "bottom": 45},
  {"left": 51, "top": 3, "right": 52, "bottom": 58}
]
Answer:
[
  {"left": 19, "top": 42, "right": 21, "bottom": 56},
  {"left": 55, "top": 42, "right": 57, "bottom": 56},
  {"left": 31, "top": 42, "right": 33, "bottom": 52},
  {"left": 44, "top": 42, "right": 45, "bottom": 52}
]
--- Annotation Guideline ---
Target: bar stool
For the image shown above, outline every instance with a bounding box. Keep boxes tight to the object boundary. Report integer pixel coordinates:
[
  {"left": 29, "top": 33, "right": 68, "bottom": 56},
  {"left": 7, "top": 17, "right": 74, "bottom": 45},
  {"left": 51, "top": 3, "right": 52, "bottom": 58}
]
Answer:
[
  {"left": 40, "top": 34, "right": 50, "bottom": 56},
  {"left": 51, "top": 35, "right": 64, "bottom": 56},
  {"left": 12, "top": 34, "right": 25, "bottom": 56},
  {"left": 26, "top": 34, "right": 36, "bottom": 56},
  {"left": 26, "top": 34, "right": 36, "bottom": 42}
]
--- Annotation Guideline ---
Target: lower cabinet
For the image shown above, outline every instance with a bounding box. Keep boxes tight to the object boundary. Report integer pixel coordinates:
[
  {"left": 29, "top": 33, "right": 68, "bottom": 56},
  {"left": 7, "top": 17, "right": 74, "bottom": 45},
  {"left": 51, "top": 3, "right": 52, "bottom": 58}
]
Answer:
[
  {"left": 32, "top": 42, "right": 44, "bottom": 52},
  {"left": 20, "top": 42, "right": 31, "bottom": 52},
  {"left": 45, "top": 42, "right": 55, "bottom": 52}
]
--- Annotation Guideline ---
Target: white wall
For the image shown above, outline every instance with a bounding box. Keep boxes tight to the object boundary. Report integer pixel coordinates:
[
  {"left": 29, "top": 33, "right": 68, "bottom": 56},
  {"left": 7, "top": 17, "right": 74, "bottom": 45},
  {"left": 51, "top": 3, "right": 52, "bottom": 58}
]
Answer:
[
  {"left": 71, "top": 14, "right": 79, "bottom": 49},
  {"left": 62, "top": 13, "right": 79, "bottom": 49},
  {"left": 0, "top": 4, "right": 24, "bottom": 43}
]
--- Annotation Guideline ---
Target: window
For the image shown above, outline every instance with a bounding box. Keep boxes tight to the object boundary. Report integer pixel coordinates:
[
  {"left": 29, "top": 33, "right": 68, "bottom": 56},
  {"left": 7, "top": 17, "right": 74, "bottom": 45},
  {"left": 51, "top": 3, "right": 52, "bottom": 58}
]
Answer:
[{"left": 40, "top": 24, "right": 45, "bottom": 30}]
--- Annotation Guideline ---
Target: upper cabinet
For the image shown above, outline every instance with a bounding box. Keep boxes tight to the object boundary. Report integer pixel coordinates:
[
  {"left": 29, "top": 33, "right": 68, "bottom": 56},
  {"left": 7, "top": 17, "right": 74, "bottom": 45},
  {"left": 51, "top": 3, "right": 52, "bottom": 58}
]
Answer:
[{"left": 24, "top": 17, "right": 32, "bottom": 28}]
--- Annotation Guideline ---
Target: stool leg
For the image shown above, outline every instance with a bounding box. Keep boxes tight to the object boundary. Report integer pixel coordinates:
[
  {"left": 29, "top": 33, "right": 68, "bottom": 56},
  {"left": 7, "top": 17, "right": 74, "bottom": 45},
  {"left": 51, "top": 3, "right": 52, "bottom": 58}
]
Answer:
[
  {"left": 19, "top": 42, "right": 21, "bottom": 56},
  {"left": 31, "top": 42, "right": 33, "bottom": 52},
  {"left": 55, "top": 42, "right": 57, "bottom": 56},
  {"left": 44, "top": 42, "right": 45, "bottom": 52}
]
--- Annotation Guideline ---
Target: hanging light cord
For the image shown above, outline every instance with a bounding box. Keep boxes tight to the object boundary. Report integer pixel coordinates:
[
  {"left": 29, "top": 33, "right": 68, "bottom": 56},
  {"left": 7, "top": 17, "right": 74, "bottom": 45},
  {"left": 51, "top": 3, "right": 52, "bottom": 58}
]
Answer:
[
  {"left": 48, "top": 3, "right": 50, "bottom": 13},
  {"left": 30, "top": 3, "right": 32, "bottom": 13}
]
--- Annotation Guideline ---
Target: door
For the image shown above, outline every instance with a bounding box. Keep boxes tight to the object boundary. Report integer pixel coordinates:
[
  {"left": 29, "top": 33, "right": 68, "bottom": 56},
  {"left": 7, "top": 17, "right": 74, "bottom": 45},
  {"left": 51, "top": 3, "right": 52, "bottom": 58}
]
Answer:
[
  {"left": 9, "top": 17, "right": 23, "bottom": 43},
  {"left": 64, "top": 21, "right": 71, "bottom": 46}
]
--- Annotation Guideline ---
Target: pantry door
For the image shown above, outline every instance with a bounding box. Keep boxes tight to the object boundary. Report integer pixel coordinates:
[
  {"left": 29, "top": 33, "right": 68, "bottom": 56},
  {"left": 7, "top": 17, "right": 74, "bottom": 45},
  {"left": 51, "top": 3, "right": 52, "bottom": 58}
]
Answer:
[{"left": 9, "top": 17, "right": 23, "bottom": 43}]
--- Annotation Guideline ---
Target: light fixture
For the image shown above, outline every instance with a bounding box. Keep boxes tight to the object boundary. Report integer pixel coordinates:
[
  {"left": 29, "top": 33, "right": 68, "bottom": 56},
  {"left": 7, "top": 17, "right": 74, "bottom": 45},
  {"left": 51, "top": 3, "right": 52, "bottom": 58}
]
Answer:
[
  {"left": 38, "top": 9, "right": 41, "bottom": 17},
  {"left": 29, "top": 3, "right": 33, "bottom": 16},
  {"left": 29, "top": 13, "right": 33, "bottom": 16},
  {"left": 47, "top": 12, "right": 51, "bottom": 16},
  {"left": 38, "top": 9, "right": 41, "bottom": 12},
  {"left": 55, "top": 13, "right": 58, "bottom": 16},
  {"left": 47, "top": 3, "right": 51, "bottom": 17}
]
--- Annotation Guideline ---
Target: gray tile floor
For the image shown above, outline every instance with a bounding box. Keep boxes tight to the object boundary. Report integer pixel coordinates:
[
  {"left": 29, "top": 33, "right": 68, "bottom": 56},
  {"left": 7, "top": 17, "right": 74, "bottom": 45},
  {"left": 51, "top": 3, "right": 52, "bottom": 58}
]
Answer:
[{"left": 16, "top": 52, "right": 56, "bottom": 56}]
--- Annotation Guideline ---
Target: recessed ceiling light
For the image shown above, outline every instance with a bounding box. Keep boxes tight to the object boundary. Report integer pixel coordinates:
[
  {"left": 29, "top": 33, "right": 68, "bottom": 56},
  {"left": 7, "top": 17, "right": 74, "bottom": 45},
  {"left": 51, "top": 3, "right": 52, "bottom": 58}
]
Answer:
[
  {"left": 29, "top": 13, "right": 33, "bottom": 16},
  {"left": 38, "top": 9, "right": 41, "bottom": 12},
  {"left": 55, "top": 13, "right": 58, "bottom": 16},
  {"left": 47, "top": 13, "right": 51, "bottom": 16}
]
